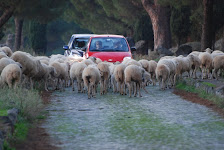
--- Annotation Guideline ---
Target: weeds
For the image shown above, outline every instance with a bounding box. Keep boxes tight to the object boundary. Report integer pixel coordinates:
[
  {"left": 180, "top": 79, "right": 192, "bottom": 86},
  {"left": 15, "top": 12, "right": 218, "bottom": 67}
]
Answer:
[
  {"left": 0, "top": 87, "right": 43, "bottom": 119},
  {"left": 176, "top": 80, "right": 224, "bottom": 109}
]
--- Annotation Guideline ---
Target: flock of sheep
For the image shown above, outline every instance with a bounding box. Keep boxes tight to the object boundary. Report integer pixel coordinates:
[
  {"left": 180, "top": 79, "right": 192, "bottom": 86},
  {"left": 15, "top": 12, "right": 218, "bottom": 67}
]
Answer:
[{"left": 0, "top": 46, "right": 224, "bottom": 99}]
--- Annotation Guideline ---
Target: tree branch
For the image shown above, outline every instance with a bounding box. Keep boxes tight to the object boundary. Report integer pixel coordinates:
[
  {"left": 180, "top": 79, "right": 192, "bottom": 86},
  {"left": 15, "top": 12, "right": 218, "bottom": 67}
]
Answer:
[{"left": 0, "top": 5, "right": 15, "bottom": 29}]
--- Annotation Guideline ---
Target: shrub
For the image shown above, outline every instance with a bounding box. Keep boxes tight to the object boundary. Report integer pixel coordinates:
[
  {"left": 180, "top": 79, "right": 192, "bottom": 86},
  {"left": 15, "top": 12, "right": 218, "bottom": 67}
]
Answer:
[{"left": 0, "top": 87, "right": 43, "bottom": 119}]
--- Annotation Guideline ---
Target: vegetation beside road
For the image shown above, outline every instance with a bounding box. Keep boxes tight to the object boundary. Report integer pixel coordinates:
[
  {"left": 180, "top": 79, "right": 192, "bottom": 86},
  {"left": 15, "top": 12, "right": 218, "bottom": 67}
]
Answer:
[
  {"left": 175, "top": 80, "right": 224, "bottom": 109},
  {"left": 0, "top": 86, "right": 44, "bottom": 149}
]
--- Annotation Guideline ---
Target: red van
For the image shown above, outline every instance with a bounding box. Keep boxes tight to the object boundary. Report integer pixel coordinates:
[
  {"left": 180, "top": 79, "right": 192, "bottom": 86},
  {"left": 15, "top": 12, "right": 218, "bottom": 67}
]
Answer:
[{"left": 84, "top": 35, "right": 135, "bottom": 63}]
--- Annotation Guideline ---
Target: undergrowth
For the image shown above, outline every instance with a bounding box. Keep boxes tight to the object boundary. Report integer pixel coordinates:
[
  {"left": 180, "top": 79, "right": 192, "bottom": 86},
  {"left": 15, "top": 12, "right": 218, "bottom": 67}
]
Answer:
[{"left": 176, "top": 80, "right": 224, "bottom": 109}]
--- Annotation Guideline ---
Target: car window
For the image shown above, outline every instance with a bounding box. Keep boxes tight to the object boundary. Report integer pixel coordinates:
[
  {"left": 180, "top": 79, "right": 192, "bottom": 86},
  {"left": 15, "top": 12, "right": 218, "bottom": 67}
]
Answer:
[
  {"left": 72, "top": 38, "right": 89, "bottom": 49},
  {"left": 89, "top": 37, "right": 129, "bottom": 52}
]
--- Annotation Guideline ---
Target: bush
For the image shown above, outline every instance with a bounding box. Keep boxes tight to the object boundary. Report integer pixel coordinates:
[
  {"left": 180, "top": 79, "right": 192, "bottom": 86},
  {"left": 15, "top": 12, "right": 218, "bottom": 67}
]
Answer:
[{"left": 0, "top": 87, "right": 43, "bottom": 119}]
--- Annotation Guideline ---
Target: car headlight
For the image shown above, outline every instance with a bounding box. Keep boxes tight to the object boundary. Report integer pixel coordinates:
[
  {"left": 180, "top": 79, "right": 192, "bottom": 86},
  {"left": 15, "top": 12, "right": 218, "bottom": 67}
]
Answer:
[{"left": 123, "top": 57, "right": 131, "bottom": 61}]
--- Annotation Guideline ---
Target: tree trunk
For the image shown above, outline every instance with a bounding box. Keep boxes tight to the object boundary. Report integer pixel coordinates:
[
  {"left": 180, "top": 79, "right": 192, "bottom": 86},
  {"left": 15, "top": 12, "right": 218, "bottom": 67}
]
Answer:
[
  {"left": 201, "top": 0, "right": 213, "bottom": 51},
  {"left": 0, "top": 6, "right": 15, "bottom": 29},
  {"left": 141, "top": 0, "right": 171, "bottom": 51},
  {"left": 14, "top": 17, "right": 24, "bottom": 51}
]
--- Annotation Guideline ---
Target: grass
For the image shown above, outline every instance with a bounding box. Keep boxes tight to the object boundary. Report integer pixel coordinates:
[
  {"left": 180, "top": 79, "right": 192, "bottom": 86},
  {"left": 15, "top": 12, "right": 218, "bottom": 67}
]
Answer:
[
  {"left": 202, "top": 82, "right": 216, "bottom": 88},
  {"left": 0, "top": 109, "right": 8, "bottom": 116},
  {"left": 13, "top": 116, "right": 29, "bottom": 142},
  {"left": 0, "top": 87, "right": 44, "bottom": 119},
  {"left": 0, "top": 86, "right": 45, "bottom": 149},
  {"left": 176, "top": 80, "right": 224, "bottom": 109}
]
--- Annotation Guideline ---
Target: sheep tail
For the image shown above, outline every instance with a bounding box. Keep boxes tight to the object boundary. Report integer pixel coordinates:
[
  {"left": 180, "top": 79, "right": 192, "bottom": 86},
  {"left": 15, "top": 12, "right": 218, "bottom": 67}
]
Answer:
[{"left": 86, "top": 75, "right": 91, "bottom": 84}]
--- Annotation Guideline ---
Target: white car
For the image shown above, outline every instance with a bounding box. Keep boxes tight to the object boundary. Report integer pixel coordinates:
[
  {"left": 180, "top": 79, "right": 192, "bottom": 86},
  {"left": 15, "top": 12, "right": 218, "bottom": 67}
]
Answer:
[{"left": 63, "top": 34, "right": 95, "bottom": 57}]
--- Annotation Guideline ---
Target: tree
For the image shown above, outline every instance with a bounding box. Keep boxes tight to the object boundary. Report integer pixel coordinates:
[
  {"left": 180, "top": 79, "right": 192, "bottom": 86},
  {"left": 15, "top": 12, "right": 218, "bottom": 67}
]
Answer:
[
  {"left": 29, "top": 21, "right": 47, "bottom": 54},
  {"left": 141, "top": 0, "right": 172, "bottom": 51},
  {"left": 201, "top": 0, "right": 213, "bottom": 51},
  {"left": 170, "top": 6, "right": 191, "bottom": 47}
]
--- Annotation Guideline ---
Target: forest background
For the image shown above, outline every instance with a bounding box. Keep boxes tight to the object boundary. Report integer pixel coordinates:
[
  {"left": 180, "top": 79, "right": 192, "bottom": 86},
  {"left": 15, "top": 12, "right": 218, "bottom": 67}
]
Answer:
[{"left": 0, "top": 0, "right": 224, "bottom": 56}]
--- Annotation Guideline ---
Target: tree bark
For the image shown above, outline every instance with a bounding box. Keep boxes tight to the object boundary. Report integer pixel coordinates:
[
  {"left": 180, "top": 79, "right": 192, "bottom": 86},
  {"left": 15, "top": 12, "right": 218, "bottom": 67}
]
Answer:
[
  {"left": 201, "top": 0, "right": 213, "bottom": 51},
  {"left": 0, "top": 6, "right": 15, "bottom": 29},
  {"left": 14, "top": 17, "right": 24, "bottom": 51},
  {"left": 141, "top": 0, "right": 171, "bottom": 51}
]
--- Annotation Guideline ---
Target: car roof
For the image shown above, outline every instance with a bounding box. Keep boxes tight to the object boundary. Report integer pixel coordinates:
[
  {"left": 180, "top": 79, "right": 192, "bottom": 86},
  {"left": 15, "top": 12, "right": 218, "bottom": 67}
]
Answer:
[
  {"left": 91, "top": 34, "right": 125, "bottom": 38},
  {"left": 72, "top": 34, "right": 96, "bottom": 38}
]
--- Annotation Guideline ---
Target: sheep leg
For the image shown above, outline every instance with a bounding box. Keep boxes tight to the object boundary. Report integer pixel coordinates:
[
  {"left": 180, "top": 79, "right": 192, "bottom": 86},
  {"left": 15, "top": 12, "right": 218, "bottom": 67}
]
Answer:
[
  {"left": 138, "top": 83, "right": 142, "bottom": 97},
  {"left": 100, "top": 80, "right": 103, "bottom": 95},
  {"left": 88, "top": 84, "right": 91, "bottom": 99},
  {"left": 30, "top": 78, "right": 34, "bottom": 89},
  {"left": 45, "top": 80, "right": 48, "bottom": 91},
  {"left": 72, "top": 79, "right": 75, "bottom": 91},
  {"left": 134, "top": 82, "right": 137, "bottom": 97},
  {"left": 121, "top": 82, "right": 124, "bottom": 95},
  {"left": 104, "top": 79, "right": 107, "bottom": 94},
  {"left": 127, "top": 82, "right": 132, "bottom": 98}
]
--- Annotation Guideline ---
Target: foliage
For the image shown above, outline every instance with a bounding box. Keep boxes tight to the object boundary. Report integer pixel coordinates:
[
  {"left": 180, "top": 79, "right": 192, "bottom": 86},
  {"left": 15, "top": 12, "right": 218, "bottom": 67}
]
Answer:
[
  {"left": 176, "top": 80, "right": 224, "bottom": 109},
  {"left": 13, "top": 116, "right": 29, "bottom": 142},
  {"left": 0, "top": 87, "right": 43, "bottom": 119},
  {"left": 29, "top": 21, "right": 47, "bottom": 54},
  {"left": 134, "top": 14, "right": 154, "bottom": 47},
  {"left": 170, "top": 6, "right": 191, "bottom": 46}
]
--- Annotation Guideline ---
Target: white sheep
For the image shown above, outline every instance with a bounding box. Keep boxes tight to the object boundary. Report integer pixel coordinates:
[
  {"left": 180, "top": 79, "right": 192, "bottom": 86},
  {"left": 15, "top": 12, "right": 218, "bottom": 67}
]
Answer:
[
  {"left": 157, "top": 59, "right": 176, "bottom": 87},
  {"left": 124, "top": 65, "right": 146, "bottom": 97},
  {"left": 187, "top": 54, "right": 201, "bottom": 78},
  {"left": 0, "top": 46, "right": 13, "bottom": 57},
  {"left": 138, "top": 59, "right": 149, "bottom": 71},
  {"left": 69, "top": 62, "right": 87, "bottom": 92},
  {"left": 97, "top": 62, "right": 110, "bottom": 95},
  {"left": 114, "top": 64, "right": 126, "bottom": 95},
  {"left": 82, "top": 59, "right": 95, "bottom": 66},
  {"left": 82, "top": 65, "right": 100, "bottom": 99},
  {"left": 0, "top": 51, "right": 8, "bottom": 59},
  {"left": 0, "top": 64, "right": 22, "bottom": 89},
  {"left": 148, "top": 60, "right": 157, "bottom": 86},
  {"left": 155, "top": 64, "right": 170, "bottom": 90},
  {"left": 49, "top": 61, "right": 69, "bottom": 91},
  {"left": 212, "top": 55, "right": 224, "bottom": 80},
  {"left": 0, "top": 57, "right": 19, "bottom": 74},
  {"left": 198, "top": 52, "right": 213, "bottom": 79},
  {"left": 11, "top": 51, "right": 41, "bottom": 89}
]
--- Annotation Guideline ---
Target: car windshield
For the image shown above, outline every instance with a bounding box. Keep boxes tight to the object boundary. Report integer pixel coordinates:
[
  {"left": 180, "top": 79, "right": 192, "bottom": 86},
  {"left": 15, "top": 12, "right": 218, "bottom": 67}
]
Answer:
[
  {"left": 72, "top": 38, "right": 89, "bottom": 49},
  {"left": 89, "top": 37, "right": 129, "bottom": 52}
]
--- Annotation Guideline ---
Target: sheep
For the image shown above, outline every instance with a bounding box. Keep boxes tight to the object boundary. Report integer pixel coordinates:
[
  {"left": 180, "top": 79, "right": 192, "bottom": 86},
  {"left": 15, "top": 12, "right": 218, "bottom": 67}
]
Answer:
[
  {"left": 0, "top": 46, "right": 13, "bottom": 57},
  {"left": 31, "top": 62, "right": 56, "bottom": 91},
  {"left": 82, "top": 59, "right": 95, "bottom": 66},
  {"left": 0, "top": 64, "right": 22, "bottom": 89},
  {"left": 88, "top": 56, "right": 97, "bottom": 63},
  {"left": 69, "top": 62, "right": 87, "bottom": 92},
  {"left": 148, "top": 60, "right": 157, "bottom": 86},
  {"left": 11, "top": 51, "right": 41, "bottom": 88},
  {"left": 96, "top": 58, "right": 103, "bottom": 64},
  {"left": 0, "top": 51, "right": 8, "bottom": 59},
  {"left": 212, "top": 55, "right": 224, "bottom": 80},
  {"left": 125, "top": 59, "right": 142, "bottom": 67},
  {"left": 155, "top": 64, "right": 170, "bottom": 90},
  {"left": 138, "top": 59, "right": 149, "bottom": 72},
  {"left": 49, "top": 61, "right": 69, "bottom": 91},
  {"left": 187, "top": 54, "right": 201, "bottom": 78},
  {"left": 82, "top": 65, "right": 100, "bottom": 99},
  {"left": 0, "top": 57, "right": 19, "bottom": 74},
  {"left": 114, "top": 64, "right": 126, "bottom": 95},
  {"left": 124, "top": 65, "right": 146, "bottom": 97},
  {"left": 211, "top": 50, "right": 224, "bottom": 59},
  {"left": 198, "top": 52, "right": 213, "bottom": 79},
  {"left": 97, "top": 62, "right": 110, "bottom": 95},
  {"left": 157, "top": 59, "right": 176, "bottom": 87}
]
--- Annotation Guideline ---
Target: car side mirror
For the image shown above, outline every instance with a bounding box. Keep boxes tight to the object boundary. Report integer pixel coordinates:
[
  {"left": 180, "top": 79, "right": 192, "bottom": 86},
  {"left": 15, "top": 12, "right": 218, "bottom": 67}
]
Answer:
[
  {"left": 63, "top": 45, "right": 69, "bottom": 50},
  {"left": 81, "top": 47, "right": 86, "bottom": 51},
  {"left": 131, "top": 47, "right": 136, "bottom": 51}
]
